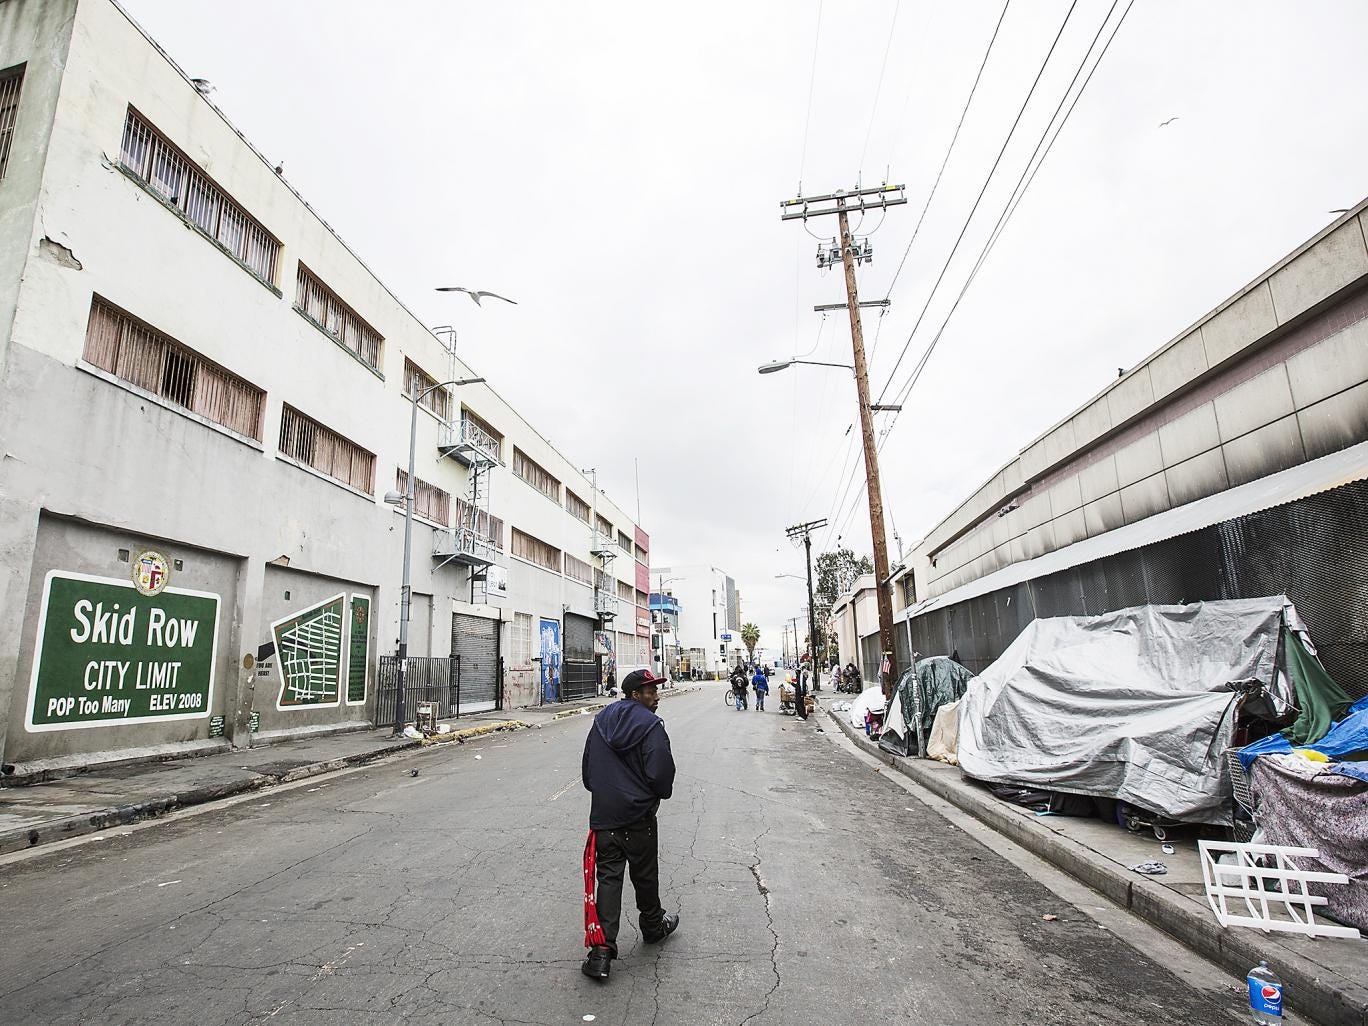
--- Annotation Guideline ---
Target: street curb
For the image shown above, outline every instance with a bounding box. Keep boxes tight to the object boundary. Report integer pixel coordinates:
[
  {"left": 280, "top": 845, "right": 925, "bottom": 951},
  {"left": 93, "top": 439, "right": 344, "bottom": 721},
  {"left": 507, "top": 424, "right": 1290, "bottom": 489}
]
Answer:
[
  {"left": 821, "top": 705, "right": 1368, "bottom": 1026},
  {"left": 0, "top": 738, "right": 428, "bottom": 857},
  {"left": 423, "top": 720, "right": 528, "bottom": 743}
]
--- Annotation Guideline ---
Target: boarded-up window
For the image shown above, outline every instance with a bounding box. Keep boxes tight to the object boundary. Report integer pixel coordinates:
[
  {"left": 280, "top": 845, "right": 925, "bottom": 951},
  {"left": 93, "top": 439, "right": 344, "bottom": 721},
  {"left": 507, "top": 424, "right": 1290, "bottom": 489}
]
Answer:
[
  {"left": 513, "top": 448, "right": 561, "bottom": 504},
  {"left": 403, "top": 358, "right": 450, "bottom": 419},
  {"left": 279, "top": 405, "right": 374, "bottom": 493},
  {"left": 294, "top": 264, "right": 384, "bottom": 371},
  {"left": 566, "top": 490, "right": 591, "bottom": 524},
  {"left": 119, "top": 109, "right": 279, "bottom": 284},
  {"left": 564, "top": 553, "right": 593, "bottom": 585},
  {"left": 396, "top": 469, "right": 451, "bottom": 526},
  {"left": 511, "top": 528, "right": 559, "bottom": 572},
  {"left": 83, "top": 298, "right": 264, "bottom": 439}
]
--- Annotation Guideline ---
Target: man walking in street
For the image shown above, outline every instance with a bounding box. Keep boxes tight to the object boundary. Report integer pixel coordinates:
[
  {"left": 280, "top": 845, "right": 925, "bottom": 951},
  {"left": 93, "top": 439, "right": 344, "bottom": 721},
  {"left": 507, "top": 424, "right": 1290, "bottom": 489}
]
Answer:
[
  {"left": 752, "top": 665, "right": 768, "bottom": 712},
  {"left": 581, "top": 669, "right": 680, "bottom": 981}
]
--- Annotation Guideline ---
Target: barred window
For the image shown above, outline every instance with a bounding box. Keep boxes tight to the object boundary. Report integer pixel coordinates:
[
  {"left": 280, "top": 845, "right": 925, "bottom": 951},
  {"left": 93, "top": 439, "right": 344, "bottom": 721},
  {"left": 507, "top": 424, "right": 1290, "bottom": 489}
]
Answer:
[
  {"left": 617, "top": 580, "right": 634, "bottom": 602},
  {"left": 566, "top": 490, "right": 591, "bottom": 524},
  {"left": 510, "top": 612, "right": 533, "bottom": 670},
  {"left": 279, "top": 404, "right": 374, "bottom": 493},
  {"left": 119, "top": 109, "right": 279, "bottom": 284},
  {"left": 294, "top": 264, "right": 383, "bottom": 371},
  {"left": 454, "top": 497, "right": 504, "bottom": 549},
  {"left": 403, "top": 358, "right": 450, "bottom": 420},
  {"left": 395, "top": 469, "right": 451, "bottom": 526},
  {"left": 0, "top": 65, "right": 24, "bottom": 180},
  {"left": 511, "top": 528, "right": 560, "bottom": 572},
  {"left": 513, "top": 448, "right": 561, "bottom": 503},
  {"left": 565, "top": 553, "right": 593, "bottom": 586},
  {"left": 617, "top": 530, "right": 633, "bottom": 552},
  {"left": 83, "top": 297, "right": 264, "bottom": 439},
  {"left": 462, "top": 407, "right": 503, "bottom": 461}
]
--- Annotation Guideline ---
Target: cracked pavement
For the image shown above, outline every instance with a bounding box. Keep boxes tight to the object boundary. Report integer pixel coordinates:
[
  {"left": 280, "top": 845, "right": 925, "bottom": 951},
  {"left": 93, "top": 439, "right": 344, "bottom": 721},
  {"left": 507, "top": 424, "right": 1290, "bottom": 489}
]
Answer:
[{"left": 0, "top": 687, "right": 1254, "bottom": 1025}]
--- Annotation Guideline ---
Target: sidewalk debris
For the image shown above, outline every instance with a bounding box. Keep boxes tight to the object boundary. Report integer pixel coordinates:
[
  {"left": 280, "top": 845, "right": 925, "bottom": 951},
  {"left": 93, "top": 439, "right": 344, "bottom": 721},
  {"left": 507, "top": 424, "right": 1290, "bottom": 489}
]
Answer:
[{"left": 1131, "top": 861, "right": 1168, "bottom": 875}]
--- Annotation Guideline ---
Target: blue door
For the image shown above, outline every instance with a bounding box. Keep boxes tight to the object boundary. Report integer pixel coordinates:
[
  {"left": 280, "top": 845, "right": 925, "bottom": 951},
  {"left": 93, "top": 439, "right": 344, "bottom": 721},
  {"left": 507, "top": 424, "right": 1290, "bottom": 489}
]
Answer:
[{"left": 539, "top": 618, "right": 561, "bottom": 704}]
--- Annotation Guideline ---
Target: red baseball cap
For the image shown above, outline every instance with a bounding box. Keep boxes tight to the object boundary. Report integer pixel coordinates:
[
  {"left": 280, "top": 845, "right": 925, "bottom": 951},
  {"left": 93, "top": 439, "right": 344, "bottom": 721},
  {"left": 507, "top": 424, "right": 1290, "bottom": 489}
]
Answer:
[{"left": 622, "top": 669, "right": 667, "bottom": 693}]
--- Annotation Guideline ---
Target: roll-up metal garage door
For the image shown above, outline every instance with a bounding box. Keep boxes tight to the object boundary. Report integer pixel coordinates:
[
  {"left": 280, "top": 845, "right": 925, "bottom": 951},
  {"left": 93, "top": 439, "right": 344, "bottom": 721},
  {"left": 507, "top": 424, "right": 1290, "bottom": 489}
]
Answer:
[
  {"left": 562, "top": 612, "right": 598, "bottom": 703},
  {"left": 451, "top": 612, "right": 501, "bottom": 713}
]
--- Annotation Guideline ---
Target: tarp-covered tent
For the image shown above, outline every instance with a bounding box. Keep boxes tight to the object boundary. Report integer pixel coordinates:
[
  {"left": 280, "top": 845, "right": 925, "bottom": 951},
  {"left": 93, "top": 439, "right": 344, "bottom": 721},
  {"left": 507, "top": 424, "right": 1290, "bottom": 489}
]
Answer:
[
  {"left": 927, "top": 701, "right": 960, "bottom": 764},
  {"left": 880, "top": 657, "right": 974, "bottom": 757},
  {"left": 958, "top": 597, "right": 1303, "bottom": 825},
  {"left": 847, "top": 686, "right": 885, "bottom": 731}
]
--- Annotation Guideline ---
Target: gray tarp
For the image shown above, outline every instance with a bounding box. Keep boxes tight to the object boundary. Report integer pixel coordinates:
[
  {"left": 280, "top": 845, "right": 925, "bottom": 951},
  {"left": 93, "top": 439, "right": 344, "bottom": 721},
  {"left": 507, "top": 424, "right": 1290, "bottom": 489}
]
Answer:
[{"left": 958, "top": 597, "right": 1293, "bottom": 825}]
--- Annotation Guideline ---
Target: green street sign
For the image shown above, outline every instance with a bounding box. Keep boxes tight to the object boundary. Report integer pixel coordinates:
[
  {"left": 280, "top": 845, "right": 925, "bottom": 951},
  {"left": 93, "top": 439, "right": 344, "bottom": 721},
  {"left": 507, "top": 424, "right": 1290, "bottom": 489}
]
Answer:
[
  {"left": 273, "top": 593, "right": 345, "bottom": 709},
  {"left": 346, "top": 595, "right": 370, "bottom": 706},
  {"left": 26, "top": 571, "right": 219, "bottom": 731}
]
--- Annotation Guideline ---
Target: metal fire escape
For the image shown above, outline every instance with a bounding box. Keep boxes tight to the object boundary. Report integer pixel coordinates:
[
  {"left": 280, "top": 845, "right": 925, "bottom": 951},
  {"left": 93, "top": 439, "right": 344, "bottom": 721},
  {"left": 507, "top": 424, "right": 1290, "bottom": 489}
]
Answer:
[
  {"left": 431, "top": 328, "right": 502, "bottom": 593},
  {"left": 588, "top": 470, "right": 619, "bottom": 624}
]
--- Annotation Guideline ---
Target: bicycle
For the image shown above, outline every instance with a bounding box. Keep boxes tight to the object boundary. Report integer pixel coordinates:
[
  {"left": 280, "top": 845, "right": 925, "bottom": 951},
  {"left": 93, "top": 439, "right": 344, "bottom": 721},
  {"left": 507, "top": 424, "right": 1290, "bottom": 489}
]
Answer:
[{"left": 724, "top": 689, "right": 736, "bottom": 708}]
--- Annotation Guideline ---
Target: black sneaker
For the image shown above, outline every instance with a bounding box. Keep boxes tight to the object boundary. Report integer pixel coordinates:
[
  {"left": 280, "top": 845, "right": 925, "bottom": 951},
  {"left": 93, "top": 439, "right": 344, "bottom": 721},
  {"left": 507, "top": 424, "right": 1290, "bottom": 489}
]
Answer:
[
  {"left": 581, "top": 945, "right": 612, "bottom": 981},
  {"left": 642, "top": 912, "right": 680, "bottom": 944}
]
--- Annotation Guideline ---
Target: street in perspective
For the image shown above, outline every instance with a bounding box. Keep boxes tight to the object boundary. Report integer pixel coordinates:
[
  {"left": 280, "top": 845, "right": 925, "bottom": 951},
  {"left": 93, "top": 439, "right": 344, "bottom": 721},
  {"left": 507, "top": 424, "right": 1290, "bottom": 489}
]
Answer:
[{"left": 1, "top": 1, "right": 1367, "bottom": 1025}]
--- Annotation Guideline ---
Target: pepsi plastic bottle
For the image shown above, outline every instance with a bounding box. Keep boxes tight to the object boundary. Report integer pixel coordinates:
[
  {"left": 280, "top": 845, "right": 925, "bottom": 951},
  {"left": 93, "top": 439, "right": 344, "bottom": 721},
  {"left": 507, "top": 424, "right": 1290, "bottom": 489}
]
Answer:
[{"left": 1247, "top": 961, "right": 1283, "bottom": 1024}]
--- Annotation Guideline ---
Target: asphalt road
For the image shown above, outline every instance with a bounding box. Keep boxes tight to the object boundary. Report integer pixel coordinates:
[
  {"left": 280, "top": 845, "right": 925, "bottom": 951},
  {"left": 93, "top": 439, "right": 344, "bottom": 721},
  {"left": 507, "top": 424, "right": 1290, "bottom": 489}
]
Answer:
[{"left": 0, "top": 686, "right": 1260, "bottom": 1025}]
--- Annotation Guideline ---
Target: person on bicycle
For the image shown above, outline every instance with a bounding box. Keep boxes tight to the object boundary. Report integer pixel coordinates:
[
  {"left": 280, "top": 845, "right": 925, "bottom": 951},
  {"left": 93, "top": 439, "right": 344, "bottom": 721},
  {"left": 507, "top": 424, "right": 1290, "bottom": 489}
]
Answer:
[{"left": 729, "top": 663, "right": 748, "bottom": 711}]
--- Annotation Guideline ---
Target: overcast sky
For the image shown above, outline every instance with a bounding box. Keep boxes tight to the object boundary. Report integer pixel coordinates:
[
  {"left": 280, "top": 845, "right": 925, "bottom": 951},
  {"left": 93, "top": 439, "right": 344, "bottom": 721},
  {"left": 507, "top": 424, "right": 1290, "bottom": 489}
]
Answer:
[{"left": 122, "top": 0, "right": 1368, "bottom": 651}]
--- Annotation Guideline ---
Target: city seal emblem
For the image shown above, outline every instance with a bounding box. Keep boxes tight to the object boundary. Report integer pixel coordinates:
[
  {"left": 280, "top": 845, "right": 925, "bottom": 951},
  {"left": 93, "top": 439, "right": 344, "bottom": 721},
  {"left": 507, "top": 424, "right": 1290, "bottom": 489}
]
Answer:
[{"left": 132, "top": 550, "right": 171, "bottom": 596}]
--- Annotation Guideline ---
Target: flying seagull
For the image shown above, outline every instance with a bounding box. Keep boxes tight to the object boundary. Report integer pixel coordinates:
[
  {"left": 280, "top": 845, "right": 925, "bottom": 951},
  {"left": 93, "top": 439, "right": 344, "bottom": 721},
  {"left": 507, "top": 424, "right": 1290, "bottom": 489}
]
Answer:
[
  {"left": 1158, "top": 116, "right": 1180, "bottom": 128},
  {"left": 436, "top": 286, "right": 518, "bottom": 306}
]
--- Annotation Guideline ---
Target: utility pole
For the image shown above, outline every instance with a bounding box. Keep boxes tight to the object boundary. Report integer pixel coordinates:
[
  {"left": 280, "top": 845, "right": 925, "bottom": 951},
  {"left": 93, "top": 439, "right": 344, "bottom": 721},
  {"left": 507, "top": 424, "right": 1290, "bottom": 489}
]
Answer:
[
  {"left": 786, "top": 518, "right": 827, "bottom": 689},
  {"left": 781, "top": 183, "right": 906, "bottom": 698}
]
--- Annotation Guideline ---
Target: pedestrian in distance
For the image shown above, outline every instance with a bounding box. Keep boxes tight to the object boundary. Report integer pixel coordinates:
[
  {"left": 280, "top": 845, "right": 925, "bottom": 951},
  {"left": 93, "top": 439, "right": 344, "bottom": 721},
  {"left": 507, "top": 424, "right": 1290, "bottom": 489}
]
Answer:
[
  {"left": 795, "top": 660, "right": 810, "bottom": 720},
  {"left": 752, "top": 666, "right": 768, "bottom": 712},
  {"left": 581, "top": 669, "right": 680, "bottom": 982}
]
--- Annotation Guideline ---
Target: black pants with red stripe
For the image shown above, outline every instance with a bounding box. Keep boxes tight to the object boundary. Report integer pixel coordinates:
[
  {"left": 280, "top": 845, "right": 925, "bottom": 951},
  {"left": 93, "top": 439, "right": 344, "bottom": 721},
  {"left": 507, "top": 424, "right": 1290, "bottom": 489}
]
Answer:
[{"left": 594, "top": 816, "right": 665, "bottom": 956}]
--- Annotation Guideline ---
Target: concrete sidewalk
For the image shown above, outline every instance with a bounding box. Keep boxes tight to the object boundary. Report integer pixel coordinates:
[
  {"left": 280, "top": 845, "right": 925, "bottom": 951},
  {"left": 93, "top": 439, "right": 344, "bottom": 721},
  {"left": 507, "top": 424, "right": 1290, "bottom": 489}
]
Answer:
[
  {"left": 822, "top": 703, "right": 1368, "bottom": 1026},
  {"left": 0, "top": 685, "right": 699, "bottom": 858}
]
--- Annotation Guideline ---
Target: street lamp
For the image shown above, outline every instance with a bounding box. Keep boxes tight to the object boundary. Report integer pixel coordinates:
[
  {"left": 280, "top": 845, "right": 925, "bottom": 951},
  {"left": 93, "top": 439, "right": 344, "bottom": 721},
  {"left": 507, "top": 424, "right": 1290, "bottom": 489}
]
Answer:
[
  {"left": 759, "top": 345, "right": 899, "bottom": 697},
  {"left": 653, "top": 574, "right": 681, "bottom": 679},
  {"left": 757, "top": 358, "right": 855, "bottom": 375},
  {"left": 385, "top": 376, "right": 485, "bottom": 735}
]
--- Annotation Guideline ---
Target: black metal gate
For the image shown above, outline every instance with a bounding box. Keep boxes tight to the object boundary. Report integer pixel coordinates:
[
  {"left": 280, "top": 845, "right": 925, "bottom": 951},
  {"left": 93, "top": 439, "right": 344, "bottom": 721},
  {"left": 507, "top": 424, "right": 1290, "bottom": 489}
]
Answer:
[
  {"left": 562, "top": 612, "right": 598, "bottom": 702},
  {"left": 452, "top": 612, "right": 501, "bottom": 712}
]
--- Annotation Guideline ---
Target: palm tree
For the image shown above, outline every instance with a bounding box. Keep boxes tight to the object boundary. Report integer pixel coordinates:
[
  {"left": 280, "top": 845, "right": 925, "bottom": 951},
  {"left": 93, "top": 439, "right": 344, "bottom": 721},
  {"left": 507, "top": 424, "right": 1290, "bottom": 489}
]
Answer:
[{"left": 740, "top": 623, "right": 760, "bottom": 663}]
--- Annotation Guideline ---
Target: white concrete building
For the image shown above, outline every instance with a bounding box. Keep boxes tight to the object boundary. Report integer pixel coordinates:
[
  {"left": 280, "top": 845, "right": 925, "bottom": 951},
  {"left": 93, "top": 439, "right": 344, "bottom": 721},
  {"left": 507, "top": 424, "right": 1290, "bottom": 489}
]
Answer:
[
  {"left": 0, "top": 0, "right": 653, "bottom": 777},
  {"left": 653, "top": 564, "right": 741, "bottom": 675}
]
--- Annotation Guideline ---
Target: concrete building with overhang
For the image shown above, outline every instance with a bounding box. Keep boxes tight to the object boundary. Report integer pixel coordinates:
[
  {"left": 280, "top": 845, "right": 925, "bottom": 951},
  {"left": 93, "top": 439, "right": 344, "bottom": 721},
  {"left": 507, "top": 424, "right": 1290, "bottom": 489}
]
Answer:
[
  {"left": 893, "top": 199, "right": 1368, "bottom": 700},
  {"left": 0, "top": 0, "right": 653, "bottom": 778}
]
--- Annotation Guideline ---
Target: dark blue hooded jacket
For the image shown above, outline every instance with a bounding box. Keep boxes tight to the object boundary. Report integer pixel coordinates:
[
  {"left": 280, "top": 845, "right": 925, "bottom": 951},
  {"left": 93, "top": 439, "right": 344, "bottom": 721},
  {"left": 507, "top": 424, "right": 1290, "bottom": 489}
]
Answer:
[{"left": 582, "top": 698, "right": 676, "bottom": 830}]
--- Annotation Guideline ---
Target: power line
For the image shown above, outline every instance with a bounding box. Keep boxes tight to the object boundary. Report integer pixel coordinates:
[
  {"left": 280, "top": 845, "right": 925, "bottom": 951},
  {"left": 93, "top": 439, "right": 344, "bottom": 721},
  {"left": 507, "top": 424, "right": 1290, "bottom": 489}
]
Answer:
[
  {"left": 827, "top": 2, "right": 1135, "bottom": 550},
  {"left": 797, "top": 0, "right": 826, "bottom": 194},
  {"left": 881, "top": 0, "right": 1012, "bottom": 303},
  {"left": 858, "top": 0, "right": 903, "bottom": 177},
  {"left": 881, "top": 0, "right": 1134, "bottom": 424},
  {"left": 873, "top": 0, "right": 1080, "bottom": 406}
]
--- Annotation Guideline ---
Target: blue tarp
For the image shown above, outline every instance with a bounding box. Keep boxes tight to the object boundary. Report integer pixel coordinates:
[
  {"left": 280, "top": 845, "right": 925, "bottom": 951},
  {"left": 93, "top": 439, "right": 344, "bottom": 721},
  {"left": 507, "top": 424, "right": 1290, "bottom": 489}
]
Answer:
[{"left": 1240, "top": 696, "right": 1368, "bottom": 770}]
